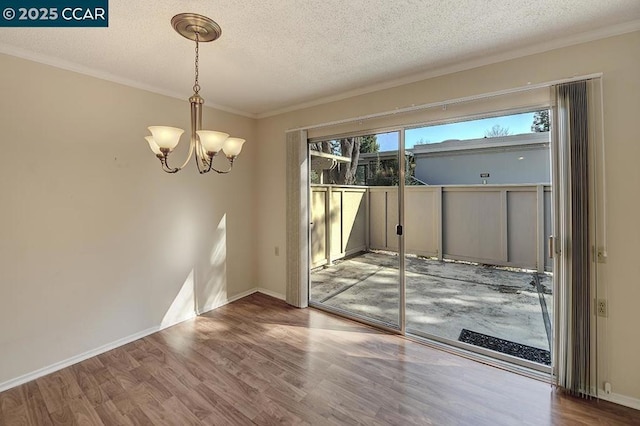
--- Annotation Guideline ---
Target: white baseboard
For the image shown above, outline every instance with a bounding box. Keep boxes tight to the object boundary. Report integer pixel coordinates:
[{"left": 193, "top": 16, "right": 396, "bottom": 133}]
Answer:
[
  {"left": 0, "top": 325, "right": 161, "bottom": 393},
  {"left": 198, "top": 287, "right": 259, "bottom": 315},
  {"left": 257, "top": 287, "right": 286, "bottom": 301},
  {"left": 598, "top": 390, "right": 640, "bottom": 411},
  {"left": 0, "top": 287, "right": 267, "bottom": 394}
]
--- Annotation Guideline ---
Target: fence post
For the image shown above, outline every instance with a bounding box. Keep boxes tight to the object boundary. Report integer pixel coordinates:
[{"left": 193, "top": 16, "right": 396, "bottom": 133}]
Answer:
[
  {"left": 501, "top": 189, "right": 509, "bottom": 262},
  {"left": 339, "top": 188, "right": 345, "bottom": 254},
  {"left": 326, "top": 185, "right": 332, "bottom": 266},
  {"left": 536, "top": 184, "right": 545, "bottom": 273},
  {"left": 436, "top": 186, "right": 443, "bottom": 261},
  {"left": 384, "top": 189, "right": 389, "bottom": 249},
  {"left": 365, "top": 187, "right": 370, "bottom": 251}
]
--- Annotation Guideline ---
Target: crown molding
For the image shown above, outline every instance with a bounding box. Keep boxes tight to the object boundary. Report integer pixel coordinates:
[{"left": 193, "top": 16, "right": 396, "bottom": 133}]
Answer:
[
  {"left": 257, "top": 19, "right": 640, "bottom": 119},
  {"left": 1, "top": 19, "right": 638, "bottom": 120},
  {"left": 0, "top": 43, "right": 258, "bottom": 119}
]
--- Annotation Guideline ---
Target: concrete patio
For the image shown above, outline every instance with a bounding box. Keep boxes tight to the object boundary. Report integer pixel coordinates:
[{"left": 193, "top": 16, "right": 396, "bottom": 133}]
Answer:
[{"left": 310, "top": 251, "right": 553, "bottom": 361}]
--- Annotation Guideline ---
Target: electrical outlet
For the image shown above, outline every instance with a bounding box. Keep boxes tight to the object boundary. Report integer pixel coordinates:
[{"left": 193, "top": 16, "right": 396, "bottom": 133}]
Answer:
[
  {"left": 274, "top": 246, "right": 280, "bottom": 256},
  {"left": 597, "top": 299, "right": 607, "bottom": 317}
]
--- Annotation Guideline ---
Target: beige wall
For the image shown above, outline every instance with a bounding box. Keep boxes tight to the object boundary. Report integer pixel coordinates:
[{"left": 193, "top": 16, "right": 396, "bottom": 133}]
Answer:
[
  {"left": 256, "top": 32, "right": 640, "bottom": 401},
  {"left": 0, "top": 54, "right": 257, "bottom": 386},
  {"left": 1, "top": 30, "right": 639, "bottom": 404}
]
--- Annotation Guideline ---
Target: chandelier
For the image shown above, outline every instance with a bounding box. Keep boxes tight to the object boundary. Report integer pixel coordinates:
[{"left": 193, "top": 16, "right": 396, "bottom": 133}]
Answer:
[{"left": 145, "top": 13, "right": 245, "bottom": 174}]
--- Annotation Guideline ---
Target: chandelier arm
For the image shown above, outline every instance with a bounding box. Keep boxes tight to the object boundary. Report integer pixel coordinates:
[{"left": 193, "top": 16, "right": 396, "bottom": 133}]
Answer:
[
  {"left": 156, "top": 133, "right": 195, "bottom": 173},
  {"left": 158, "top": 155, "right": 180, "bottom": 173},
  {"left": 194, "top": 140, "right": 213, "bottom": 174},
  {"left": 209, "top": 158, "right": 235, "bottom": 174},
  {"left": 195, "top": 137, "right": 211, "bottom": 173},
  {"left": 197, "top": 154, "right": 216, "bottom": 174},
  {"left": 178, "top": 139, "right": 196, "bottom": 170},
  {"left": 168, "top": 89, "right": 202, "bottom": 173},
  {"left": 191, "top": 91, "right": 213, "bottom": 174}
]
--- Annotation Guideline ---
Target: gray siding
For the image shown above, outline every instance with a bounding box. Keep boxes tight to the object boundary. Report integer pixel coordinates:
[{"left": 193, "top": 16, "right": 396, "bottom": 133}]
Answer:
[{"left": 414, "top": 146, "right": 550, "bottom": 185}]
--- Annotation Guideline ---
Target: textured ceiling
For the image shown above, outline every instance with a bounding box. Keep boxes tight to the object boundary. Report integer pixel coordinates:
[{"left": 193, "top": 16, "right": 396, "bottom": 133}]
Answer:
[{"left": 0, "top": 0, "right": 639, "bottom": 117}]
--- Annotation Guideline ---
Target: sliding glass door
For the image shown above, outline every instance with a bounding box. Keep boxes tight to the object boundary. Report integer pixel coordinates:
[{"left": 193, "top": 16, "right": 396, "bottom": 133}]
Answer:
[
  {"left": 307, "top": 109, "right": 555, "bottom": 372},
  {"left": 403, "top": 112, "right": 553, "bottom": 371},
  {"left": 308, "top": 132, "right": 402, "bottom": 330}
]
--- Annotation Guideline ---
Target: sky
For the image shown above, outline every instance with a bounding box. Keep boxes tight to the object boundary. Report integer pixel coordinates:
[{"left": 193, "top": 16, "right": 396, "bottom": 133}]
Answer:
[{"left": 377, "top": 111, "right": 538, "bottom": 151}]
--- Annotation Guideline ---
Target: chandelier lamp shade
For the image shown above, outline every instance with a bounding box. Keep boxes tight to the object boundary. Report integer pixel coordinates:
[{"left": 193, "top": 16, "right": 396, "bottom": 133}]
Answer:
[{"left": 145, "top": 13, "right": 245, "bottom": 174}]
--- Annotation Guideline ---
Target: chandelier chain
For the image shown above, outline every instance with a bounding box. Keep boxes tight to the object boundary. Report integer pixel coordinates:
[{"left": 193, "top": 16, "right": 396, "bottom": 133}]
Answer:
[{"left": 193, "top": 31, "right": 200, "bottom": 93}]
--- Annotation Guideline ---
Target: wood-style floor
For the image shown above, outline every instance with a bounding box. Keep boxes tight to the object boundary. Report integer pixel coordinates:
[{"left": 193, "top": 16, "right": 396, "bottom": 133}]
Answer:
[{"left": 0, "top": 293, "right": 638, "bottom": 425}]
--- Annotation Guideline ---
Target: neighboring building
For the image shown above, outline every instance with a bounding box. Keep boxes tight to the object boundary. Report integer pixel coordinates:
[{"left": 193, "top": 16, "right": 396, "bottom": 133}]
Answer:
[
  {"left": 413, "top": 132, "right": 550, "bottom": 185},
  {"left": 309, "top": 150, "right": 352, "bottom": 184},
  {"left": 357, "top": 132, "right": 550, "bottom": 186},
  {"left": 357, "top": 150, "right": 405, "bottom": 185}
]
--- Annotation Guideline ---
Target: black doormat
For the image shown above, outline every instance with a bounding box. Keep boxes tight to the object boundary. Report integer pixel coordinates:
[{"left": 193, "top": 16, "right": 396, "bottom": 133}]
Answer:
[{"left": 458, "top": 329, "right": 551, "bottom": 365}]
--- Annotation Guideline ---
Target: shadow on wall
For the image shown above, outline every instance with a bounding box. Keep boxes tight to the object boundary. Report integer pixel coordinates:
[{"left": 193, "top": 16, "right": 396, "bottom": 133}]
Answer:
[{"left": 160, "top": 214, "right": 228, "bottom": 329}]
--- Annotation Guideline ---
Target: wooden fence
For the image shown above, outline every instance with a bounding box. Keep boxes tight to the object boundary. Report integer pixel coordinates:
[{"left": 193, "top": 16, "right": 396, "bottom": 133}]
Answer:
[{"left": 311, "top": 184, "right": 552, "bottom": 272}]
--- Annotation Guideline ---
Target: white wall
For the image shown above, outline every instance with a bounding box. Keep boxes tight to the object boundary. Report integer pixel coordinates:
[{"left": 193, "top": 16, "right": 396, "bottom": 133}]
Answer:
[
  {"left": 256, "top": 31, "right": 640, "bottom": 403},
  {"left": 0, "top": 53, "right": 257, "bottom": 387}
]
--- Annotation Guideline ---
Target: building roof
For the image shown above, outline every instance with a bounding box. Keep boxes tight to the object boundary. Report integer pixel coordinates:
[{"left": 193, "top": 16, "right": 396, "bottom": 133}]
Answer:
[
  {"left": 310, "top": 150, "right": 352, "bottom": 171},
  {"left": 413, "top": 132, "right": 550, "bottom": 156}
]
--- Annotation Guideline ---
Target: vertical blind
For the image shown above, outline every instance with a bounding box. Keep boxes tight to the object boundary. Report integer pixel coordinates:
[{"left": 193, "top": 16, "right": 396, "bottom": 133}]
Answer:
[
  {"left": 285, "top": 130, "right": 309, "bottom": 308},
  {"left": 554, "top": 80, "right": 595, "bottom": 397}
]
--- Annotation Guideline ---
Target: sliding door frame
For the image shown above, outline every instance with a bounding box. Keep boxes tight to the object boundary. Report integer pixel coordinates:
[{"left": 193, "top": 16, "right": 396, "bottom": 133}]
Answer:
[
  {"left": 288, "top": 73, "right": 602, "bottom": 378},
  {"left": 398, "top": 129, "right": 407, "bottom": 335},
  {"left": 303, "top": 110, "right": 555, "bottom": 375},
  {"left": 307, "top": 129, "right": 406, "bottom": 333}
]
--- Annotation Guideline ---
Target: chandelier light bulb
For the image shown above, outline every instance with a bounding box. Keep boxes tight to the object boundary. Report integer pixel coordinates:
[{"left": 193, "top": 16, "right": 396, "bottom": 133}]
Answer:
[
  {"left": 197, "top": 130, "right": 229, "bottom": 154},
  {"left": 222, "top": 137, "right": 246, "bottom": 157},
  {"left": 147, "top": 126, "right": 184, "bottom": 151},
  {"left": 145, "top": 136, "right": 163, "bottom": 156}
]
